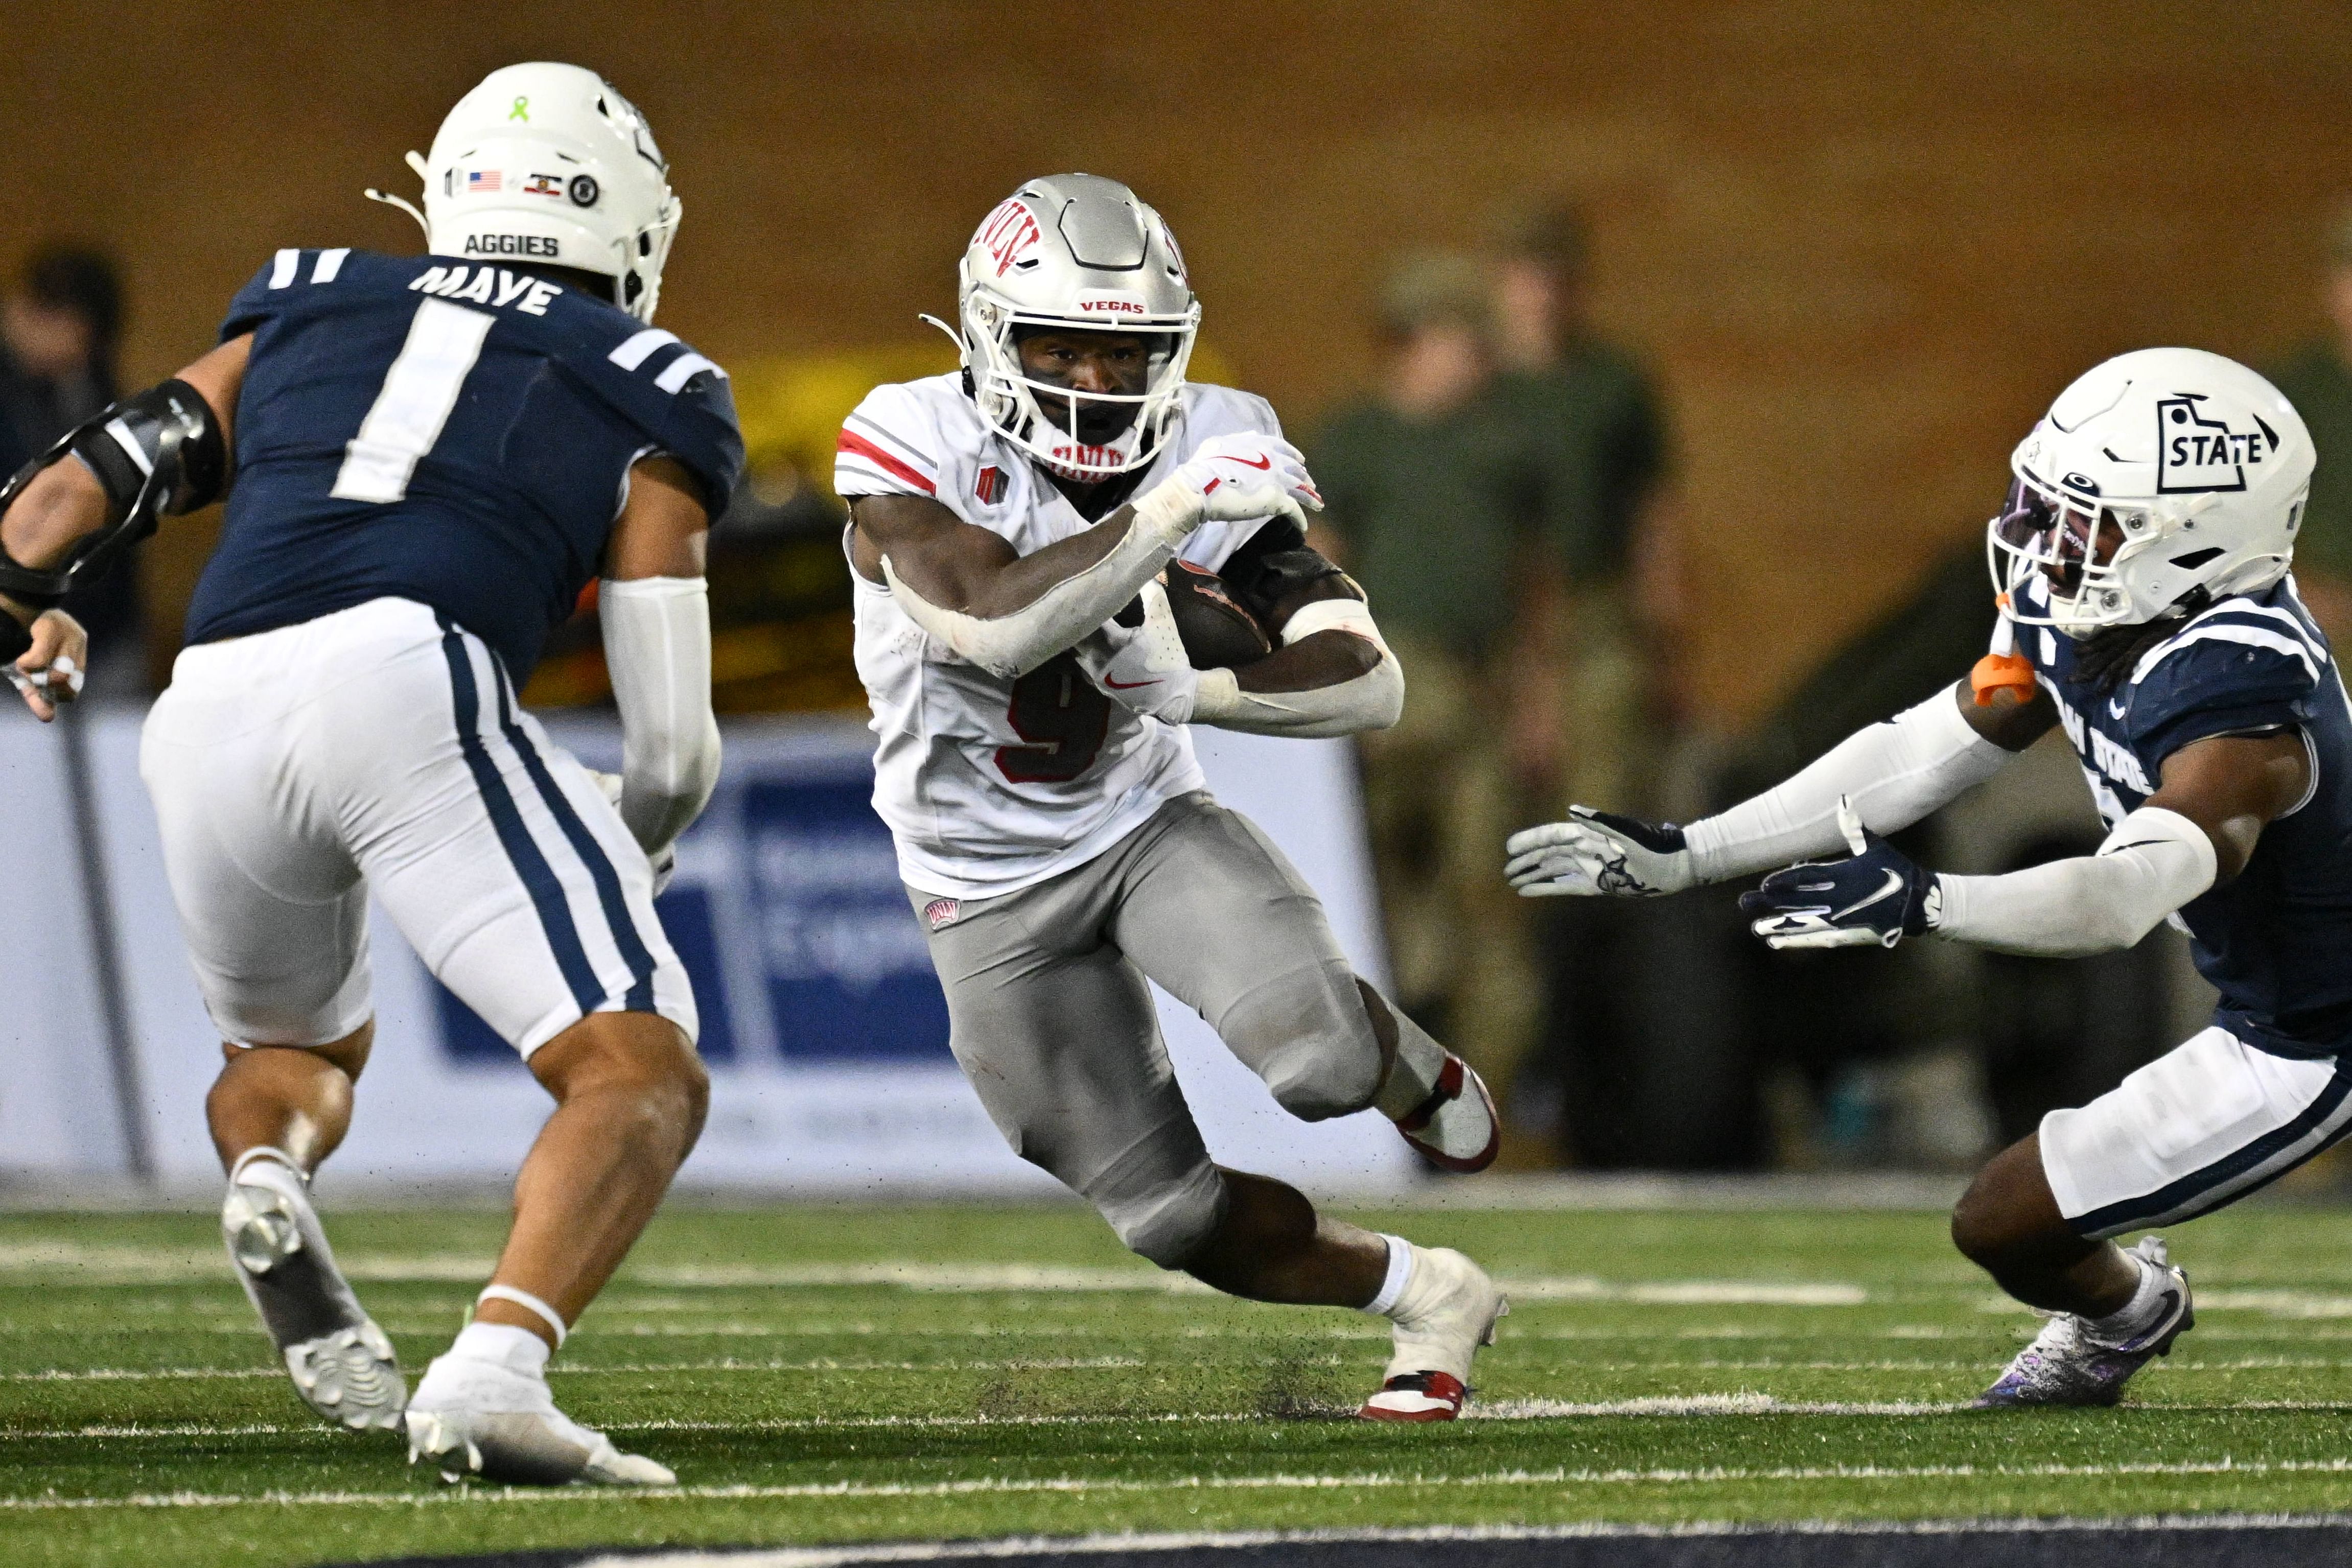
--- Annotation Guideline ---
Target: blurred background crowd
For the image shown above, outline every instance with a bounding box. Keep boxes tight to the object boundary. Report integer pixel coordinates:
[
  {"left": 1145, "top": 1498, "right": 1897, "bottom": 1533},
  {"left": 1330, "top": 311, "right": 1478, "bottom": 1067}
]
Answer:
[{"left": 10, "top": 2, "right": 2352, "bottom": 1180}]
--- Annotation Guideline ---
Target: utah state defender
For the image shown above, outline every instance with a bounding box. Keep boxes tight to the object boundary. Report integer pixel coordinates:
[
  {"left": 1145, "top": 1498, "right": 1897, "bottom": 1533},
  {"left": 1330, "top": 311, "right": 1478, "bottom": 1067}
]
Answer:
[
  {"left": 1509, "top": 347, "right": 2340, "bottom": 1408},
  {"left": 0, "top": 64, "right": 740, "bottom": 1485}
]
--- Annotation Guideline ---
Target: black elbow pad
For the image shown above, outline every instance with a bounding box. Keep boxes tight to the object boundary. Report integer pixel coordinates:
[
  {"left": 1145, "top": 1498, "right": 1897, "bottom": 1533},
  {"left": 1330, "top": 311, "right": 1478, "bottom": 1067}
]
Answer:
[{"left": 0, "top": 378, "right": 228, "bottom": 606}]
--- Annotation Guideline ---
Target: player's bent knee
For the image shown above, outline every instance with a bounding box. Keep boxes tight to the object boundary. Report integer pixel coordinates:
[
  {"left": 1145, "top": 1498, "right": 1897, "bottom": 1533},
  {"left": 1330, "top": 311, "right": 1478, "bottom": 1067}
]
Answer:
[
  {"left": 1221, "top": 962, "right": 1383, "bottom": 1122},
  {"left": 1951, "top": 1136, "right": 2071, "bottom": 1269},
  {"left": 530, "top": 1011, "right": 708, "bottom": 1129},
  {"left": 1261, "top": 1045, "right": 1381, "bottom": 1122}
]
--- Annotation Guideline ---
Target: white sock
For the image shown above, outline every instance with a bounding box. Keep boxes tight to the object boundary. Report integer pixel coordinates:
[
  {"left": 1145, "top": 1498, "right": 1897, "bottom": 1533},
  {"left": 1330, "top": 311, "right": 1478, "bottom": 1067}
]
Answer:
[
  {"left": 1372, "top": 1005, "right": 1450, "bottom": 1121},
  {"left": 446, "top": 1320, "right": 551, "bottom": 1377},
  {"left": 1362, "top": 1235, "right": 1415, "bottom": 1316},
  {"left": 2082, "top": 1250, "right": 2171, "bottom": 1347}
]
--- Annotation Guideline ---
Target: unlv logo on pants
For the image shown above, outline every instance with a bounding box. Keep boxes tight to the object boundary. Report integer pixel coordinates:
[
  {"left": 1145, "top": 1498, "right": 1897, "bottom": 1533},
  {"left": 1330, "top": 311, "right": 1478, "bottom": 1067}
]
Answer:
[{"left": 2157, "top": 395, "right": 2276, "bottom": 494}]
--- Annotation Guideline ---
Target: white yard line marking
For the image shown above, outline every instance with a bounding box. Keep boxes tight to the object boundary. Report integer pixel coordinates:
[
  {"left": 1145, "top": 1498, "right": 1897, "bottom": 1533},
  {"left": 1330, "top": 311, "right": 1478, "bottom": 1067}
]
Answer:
[
  {"left": 2, "top": 1355, "right": 1147, "bottom": 1384},
  {"left": 18, "top": 1397, "right": 2352, "bottom": 1443},
  {"left": 11, "top": 1456, "right": 2352, "bottom": 1510},
  {"left": 591, "top": 1515, "right": 2352, "bottom": 1568},
  {"left": 1468, "top": 1395, "right": 1958, "bottom": 1418},
  {"left": 0, "top": 1245, "right": 1874, "bottom": 1306},
  {"left": 20, "top": 1349, "right": 2352, "bottom": 1386}
]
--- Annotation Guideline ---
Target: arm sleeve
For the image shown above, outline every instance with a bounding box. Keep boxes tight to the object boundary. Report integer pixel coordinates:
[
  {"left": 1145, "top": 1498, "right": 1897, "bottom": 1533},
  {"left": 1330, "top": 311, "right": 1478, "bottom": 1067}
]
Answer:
[
  {"left": 1931, "top": 805, "right": 2218, "bottom": 956},
  {"left": 1190, "top": 597, "right": 1404, "bottom": 737},
  {"left": 599, "top": 575, "right": 721, "bottom": 857},
  {"left": 1682, "top": 687, "right": 2011, "bottom": 881}
]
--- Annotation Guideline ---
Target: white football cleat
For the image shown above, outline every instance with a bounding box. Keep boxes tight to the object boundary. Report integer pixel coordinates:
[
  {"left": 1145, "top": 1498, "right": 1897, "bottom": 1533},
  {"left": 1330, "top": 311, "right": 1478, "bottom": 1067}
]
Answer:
[
  {"left": 1360, "top": 1246, "right": 1507, "bottom": 1422},
  {"left": 406, "top": 1351, "right": 672, "bottom": 1486},
  {"left": 220, "top": 1151, "right": 406, "bottom": 1433},
  {"left": 1975, "top": 1236, "right": 2194, "bottom": 1408},
  {"left": 1391, "top": 1052, "right": 1500, "bottom": 1174}
]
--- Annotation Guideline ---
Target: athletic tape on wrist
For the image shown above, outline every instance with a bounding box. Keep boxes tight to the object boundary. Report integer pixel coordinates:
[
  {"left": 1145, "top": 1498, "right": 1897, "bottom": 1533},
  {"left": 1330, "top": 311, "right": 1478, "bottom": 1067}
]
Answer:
[
  {"left": 1277, "top": 597, "right": 1382, "bottom": 647},
  {"left": 227, "top": 1146, "right": 306, "bottom": 1186},
  {"left": 1363, "top": 1234, "right": 1415, "bottom": 1317},
  {"left": 478, "top": 1283, "right": 568, "bottom": 1348}
]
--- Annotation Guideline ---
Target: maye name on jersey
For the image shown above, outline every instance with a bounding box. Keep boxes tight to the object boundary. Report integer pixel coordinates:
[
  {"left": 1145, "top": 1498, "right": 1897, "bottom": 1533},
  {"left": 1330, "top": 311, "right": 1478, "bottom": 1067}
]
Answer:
[
  {"left": 2010, "top": 571, "right": 2352, "bottom": 1057},
  {"left": 191, "top": 246, "right": 742, "bottom": 684},
  {"left": 835, "top": 371, "right": 1288, "bottom": 899}
]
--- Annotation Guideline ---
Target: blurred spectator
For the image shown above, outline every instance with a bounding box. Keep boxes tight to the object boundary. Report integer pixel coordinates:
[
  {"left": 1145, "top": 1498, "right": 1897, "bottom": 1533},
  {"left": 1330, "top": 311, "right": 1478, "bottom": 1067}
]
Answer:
[
  {"left": 0, "top": 244, "right": 145, "bottom": 694},
  {"left": 1486, "top": 200, "right": 1678, "bottom": 1166},
  {"left": 1309, "top": 251, "right": 1552, "bottom": 1152},
  {"left": 1484, "top": 197, "right": 1673, "bottom": 815},
  {"left": 2267, "top": 204, "right": 2352, "bottom": 646}
]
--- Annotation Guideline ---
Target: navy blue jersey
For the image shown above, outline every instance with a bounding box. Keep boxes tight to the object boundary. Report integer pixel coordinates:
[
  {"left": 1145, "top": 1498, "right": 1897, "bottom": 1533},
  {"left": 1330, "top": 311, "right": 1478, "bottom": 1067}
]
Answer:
[
  {"left": 187, "top": 247, "right": 743, "bottom": 680},
  {"left": 2012, "top": 575, "right": 2352, "bottom": 1056}
]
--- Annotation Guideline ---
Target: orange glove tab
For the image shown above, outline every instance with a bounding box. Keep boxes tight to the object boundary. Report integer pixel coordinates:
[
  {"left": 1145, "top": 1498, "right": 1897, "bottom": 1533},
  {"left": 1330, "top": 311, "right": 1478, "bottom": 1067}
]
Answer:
[{"left": 1971, "top": 651, "right": 2038, "bottom": 708}]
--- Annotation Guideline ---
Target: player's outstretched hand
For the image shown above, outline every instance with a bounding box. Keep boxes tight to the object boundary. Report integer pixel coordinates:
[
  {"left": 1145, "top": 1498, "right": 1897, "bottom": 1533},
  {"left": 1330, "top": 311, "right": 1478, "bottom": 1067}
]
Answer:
[
  {"left": 7, "top": 609, "right": 87, "bottom": 722},
  {"left": 1159, "top": 433, "right": 1323, "bottom": 529},
  {"left": 1738, "top": 798, "right": 1937, "bottom": 950},
  {"left": 1505, "top": 806, "right": 1696, "bottom": 897},
  {"left": 1080, "top": 577, "right": 1200, "bottom": 726}
]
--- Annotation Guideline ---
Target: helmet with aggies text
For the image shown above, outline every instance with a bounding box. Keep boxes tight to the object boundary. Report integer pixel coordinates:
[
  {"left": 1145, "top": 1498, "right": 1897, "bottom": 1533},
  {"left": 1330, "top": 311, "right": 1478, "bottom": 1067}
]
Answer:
[
  {"left": 1989, "top": 347, "right": 2315, "bottom": 636},
  {"left": 370, "top": 63, "right": 679, "bottom": 322},
  {"left": 954, "top": 173, "right": 1200, "bottom": 480}
]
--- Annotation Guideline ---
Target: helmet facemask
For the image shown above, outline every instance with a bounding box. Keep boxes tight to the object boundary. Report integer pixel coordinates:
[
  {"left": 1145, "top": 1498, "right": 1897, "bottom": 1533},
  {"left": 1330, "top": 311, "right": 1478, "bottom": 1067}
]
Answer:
[
  {"left": 1988, "top": 471, "right": 2151, "bottom": 635},
  {"left": 962, "top": 282, "right": 1198, "bottom": 481}
]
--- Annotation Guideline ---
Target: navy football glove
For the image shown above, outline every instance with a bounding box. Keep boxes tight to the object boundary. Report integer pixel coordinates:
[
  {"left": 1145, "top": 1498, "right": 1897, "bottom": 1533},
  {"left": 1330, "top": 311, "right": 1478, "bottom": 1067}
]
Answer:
[{"left": 1737, "top": 799, "right": 1939, "bottom": 950}]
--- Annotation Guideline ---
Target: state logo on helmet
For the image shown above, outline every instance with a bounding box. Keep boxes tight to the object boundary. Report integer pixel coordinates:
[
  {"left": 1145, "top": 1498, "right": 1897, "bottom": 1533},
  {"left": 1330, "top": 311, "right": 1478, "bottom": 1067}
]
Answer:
[
  {"left": 944, "top": 173, "right": 1200, "bottom": 481},
  {"left": 1989, "top": 347, "right": 2316, "bottom": 636},
  {"left": 367, "top": 62, "right": 681, "bottom": 323}
]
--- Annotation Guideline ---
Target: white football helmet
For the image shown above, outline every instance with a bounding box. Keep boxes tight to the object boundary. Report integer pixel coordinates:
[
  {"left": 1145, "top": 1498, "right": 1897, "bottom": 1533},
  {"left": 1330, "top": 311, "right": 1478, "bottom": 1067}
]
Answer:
[
  {"left": 949, "top": 173, "right": 1200, "bottom": 480},
  {"left": 1989, "top": 347, "right": 2315, "bottom": 635},
  {"left": 367, "top": 62, "right": 679, "bottom": 322}
]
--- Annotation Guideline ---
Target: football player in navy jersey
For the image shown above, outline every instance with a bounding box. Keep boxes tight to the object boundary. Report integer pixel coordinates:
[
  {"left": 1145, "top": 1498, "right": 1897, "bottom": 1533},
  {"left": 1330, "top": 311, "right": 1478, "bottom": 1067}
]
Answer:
[
  {"left": 0, "top": 63, "right": 741, "bottom": 1484},
  {"left": 1508, "top": 347, "right": 2344, "bottom": 1407}
]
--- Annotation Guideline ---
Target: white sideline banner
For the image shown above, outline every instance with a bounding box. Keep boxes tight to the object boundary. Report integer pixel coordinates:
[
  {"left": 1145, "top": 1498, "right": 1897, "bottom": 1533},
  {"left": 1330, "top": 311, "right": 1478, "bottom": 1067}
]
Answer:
[{"left": 0, "top": 708, "right": 1414, "bottom": 1198}]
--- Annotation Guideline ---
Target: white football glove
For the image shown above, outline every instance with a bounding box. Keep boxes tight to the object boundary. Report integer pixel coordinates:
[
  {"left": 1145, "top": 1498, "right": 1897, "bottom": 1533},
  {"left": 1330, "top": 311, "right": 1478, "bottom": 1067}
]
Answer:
[
  {"left": 1132, "top": 432, "right": 1323, "bottom": 542},
  {"left": 1078, "top": 577, "right": 1200, "bottom": 724},
  {"left": 1504, "top": 806, "right": 1698, "bottom": 898},
  {"left": 588, "top": 768, "right": 678, "bottom": 896}
]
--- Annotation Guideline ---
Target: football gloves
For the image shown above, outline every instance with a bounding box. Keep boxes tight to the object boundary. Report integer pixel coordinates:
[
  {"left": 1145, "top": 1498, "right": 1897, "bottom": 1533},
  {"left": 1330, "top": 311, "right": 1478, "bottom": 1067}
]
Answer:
[
  {"left": 1136, "top": 432, "right": 1323, "bottom": 537},
  {"left": 1738, "top": 798, "right": 1939, "bottom": 950},
  {"left": 1080, "top": 576, "right": 1200, "bottom": 725},
  {"left": 1504, "top": 807, "right": 1697, "bottom": 897}
]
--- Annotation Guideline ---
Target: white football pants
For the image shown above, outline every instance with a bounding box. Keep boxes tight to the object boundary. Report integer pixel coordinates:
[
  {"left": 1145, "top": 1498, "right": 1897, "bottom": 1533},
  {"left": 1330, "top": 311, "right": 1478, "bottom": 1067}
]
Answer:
[{"left": 140, "top": 596, "right": 694, "bottom": 1058}]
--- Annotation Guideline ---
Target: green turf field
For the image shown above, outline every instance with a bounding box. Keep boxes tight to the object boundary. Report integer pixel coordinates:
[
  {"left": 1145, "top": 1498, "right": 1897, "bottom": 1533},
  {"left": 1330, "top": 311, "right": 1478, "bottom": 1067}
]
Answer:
[{"left": 7, "top": 1199, "right": 2352, "bottom": 1566}]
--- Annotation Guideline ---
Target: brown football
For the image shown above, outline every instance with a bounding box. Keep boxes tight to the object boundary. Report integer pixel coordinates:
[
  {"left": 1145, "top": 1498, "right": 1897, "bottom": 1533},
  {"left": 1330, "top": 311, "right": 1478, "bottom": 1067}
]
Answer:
[{"left": 1162, "top": 560, "right": 1272, "bottom": 669}]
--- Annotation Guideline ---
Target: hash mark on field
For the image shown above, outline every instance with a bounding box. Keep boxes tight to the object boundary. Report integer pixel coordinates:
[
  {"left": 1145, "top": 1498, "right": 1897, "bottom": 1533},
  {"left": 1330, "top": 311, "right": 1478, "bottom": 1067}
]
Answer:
[{"left": 13, "top": 1456, "right": 2352, "bottom": 1509}]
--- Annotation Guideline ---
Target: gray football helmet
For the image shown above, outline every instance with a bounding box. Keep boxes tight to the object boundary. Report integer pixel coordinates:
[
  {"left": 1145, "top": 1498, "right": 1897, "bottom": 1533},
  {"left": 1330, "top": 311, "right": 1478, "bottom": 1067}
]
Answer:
[{"left": 951, "top": 173, "right": 1200, "bottom": 480}]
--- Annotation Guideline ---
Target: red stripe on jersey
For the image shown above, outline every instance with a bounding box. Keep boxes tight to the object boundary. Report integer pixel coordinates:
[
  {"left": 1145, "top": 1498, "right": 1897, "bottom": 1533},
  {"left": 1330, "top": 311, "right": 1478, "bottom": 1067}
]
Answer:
[{"left": 836, "top": 430, "right": 935, "bottom": 495}]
